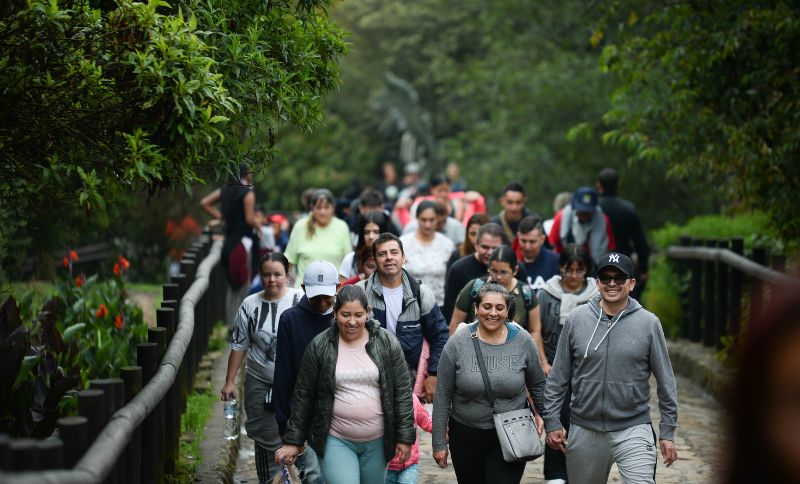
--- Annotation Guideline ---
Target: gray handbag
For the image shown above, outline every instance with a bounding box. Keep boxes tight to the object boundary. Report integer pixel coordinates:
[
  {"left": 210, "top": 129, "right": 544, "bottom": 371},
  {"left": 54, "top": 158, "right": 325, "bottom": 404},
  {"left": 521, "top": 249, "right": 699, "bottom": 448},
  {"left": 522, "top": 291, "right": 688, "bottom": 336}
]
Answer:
[{"left": 471, "top": 329, "right": 545, "bottom": 463}]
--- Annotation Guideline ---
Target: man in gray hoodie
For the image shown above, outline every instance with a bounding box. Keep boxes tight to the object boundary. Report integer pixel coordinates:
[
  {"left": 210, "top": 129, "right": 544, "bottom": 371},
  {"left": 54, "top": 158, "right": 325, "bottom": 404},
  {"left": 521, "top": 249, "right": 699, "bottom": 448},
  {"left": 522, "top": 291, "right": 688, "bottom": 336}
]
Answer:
[{"left": 543, "top": 252, "right": 678, "bottom": 483}]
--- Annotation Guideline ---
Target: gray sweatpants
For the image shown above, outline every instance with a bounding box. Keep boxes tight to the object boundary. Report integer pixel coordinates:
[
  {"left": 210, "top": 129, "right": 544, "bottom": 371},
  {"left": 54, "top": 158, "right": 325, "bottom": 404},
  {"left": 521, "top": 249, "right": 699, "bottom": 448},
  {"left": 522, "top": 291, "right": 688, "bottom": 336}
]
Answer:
[{"left": 565, "top": 423, "right": 658, "bottom": 484}]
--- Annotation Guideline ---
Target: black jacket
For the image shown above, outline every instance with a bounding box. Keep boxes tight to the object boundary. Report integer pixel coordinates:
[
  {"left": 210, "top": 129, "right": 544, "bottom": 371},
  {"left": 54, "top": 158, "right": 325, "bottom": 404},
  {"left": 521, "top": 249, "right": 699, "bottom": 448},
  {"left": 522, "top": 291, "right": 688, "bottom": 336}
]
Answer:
[
  {"left": 273, "top": 295, "right": 334, "bottom": 434},
  {"left": 598, "top": 195, "right": 650, "bottom": 272}
]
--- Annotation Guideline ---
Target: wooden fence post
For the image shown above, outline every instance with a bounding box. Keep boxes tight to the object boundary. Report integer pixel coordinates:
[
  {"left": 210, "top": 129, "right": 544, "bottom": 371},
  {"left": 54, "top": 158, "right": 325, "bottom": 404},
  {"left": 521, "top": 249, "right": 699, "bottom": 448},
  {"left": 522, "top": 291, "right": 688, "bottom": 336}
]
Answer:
[
  {"left": 750, "top": 247, "right": 767, "bottom": 327},
  {"left": 715, "top": 239, "right": 730, "bottom": 349},
  {"left": 9, "top": 438, "right": 38, "bottom": 471},
  {"left": 157, "top": 307, "right": 179, "bottom": 475},
  {"left": 689, "top": 238, "right": 703, "bottom": 342},
  {"left": 120, "top": 366, "right": 142, "bottom": 484},
  {"left": 148, "top": 328, "right": 168, "bottom": 483},
  {"left": 78, "top": 389, "right": 106, "bottom": 442},
  {"left": 701, "top": 240, "right": 717, "bottom": 347},
  {"left": 0, "top": 434, "right": 10, "bottom": 470},
  {"left": 678, "top": 236, "right": 692, "bottom": 338},
  {"left": 138, "top": 342, "right": 159, "bottom": 484},
  {"left": 163, "top": 283, "right": 179, "bottom": 304},
  {"left": 36, "top": 438, "right": 64, "bottom": 470},
  {"left": 729, "top": 239, "right": 744, "bottom": 335},
  {"left": 161, "top": 300, "right": 187, "bottom": 412},
  {"left": 57, "top": 416, "right": 88, "bottom": 469},
  {"left": 89, "top": 378, "right": 124, "bottom": 483}
]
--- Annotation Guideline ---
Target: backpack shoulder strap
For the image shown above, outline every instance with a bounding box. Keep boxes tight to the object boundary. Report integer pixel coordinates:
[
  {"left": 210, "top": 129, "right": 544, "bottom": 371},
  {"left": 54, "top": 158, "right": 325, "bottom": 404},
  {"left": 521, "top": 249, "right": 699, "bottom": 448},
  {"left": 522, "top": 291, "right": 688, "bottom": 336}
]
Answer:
[
  {"left": 470, "top": 277, "right": 486, "bottom": 302},
  {"left": 403, "top": 269, "right": 423, "bottom": 310},
  {"left": 521, "top": 283, "right": 534, "bottom": 308}
]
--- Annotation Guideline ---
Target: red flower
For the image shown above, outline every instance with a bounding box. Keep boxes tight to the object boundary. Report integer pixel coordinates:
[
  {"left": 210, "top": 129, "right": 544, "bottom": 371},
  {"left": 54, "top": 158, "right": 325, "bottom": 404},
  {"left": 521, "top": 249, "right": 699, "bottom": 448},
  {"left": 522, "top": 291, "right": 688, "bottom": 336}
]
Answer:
[
  {"left": 165, "top": 219, "right": 177, "bottom": 238},
  {"left": 118, "top": 255, "right": 130, "bottom": 270},
  {"left": 75, "top": 275, "right": 84, "bottom": 287},
  {"left": 69, "top": 250, "right": 79, "bottom": 261},
  {"left": 62, "top": 257, "right": 69, "bottom": 268},
  {"left": 95, "top": 304, "right": 108, "bottom": 319},
  {"left": 114, "top": 314, "right": 124, "bottom": 330},
  {"left": 113, "top": 263, "right": 121, "bottom": 276}
]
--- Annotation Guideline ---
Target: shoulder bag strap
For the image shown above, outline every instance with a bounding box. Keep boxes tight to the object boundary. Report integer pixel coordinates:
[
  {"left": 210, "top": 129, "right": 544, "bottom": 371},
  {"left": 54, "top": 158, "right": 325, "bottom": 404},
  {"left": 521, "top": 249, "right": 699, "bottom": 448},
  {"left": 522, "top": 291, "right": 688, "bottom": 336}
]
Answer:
[{"left": 470, "top": 327, "right": 495, "bottom": 411}]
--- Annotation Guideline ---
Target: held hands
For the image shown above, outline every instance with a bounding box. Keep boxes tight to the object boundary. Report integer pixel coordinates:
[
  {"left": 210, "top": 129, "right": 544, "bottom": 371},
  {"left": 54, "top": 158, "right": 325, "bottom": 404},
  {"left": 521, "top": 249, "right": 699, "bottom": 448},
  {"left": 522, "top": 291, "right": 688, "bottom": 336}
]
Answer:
[
  {"left": 659, "top": 439, "right": 678, "bottom": 466},
  {"left": 433, "top": 449, "right": 449, "bottom": 468},
  {"left": 275, "top": 444, "right": 303, "bottom": 466},
  {"left": 220, "top": 382, "right": 236, "bottom": 400},
  {"left": 423, "top": 376, "right": 437, "bottom": 403},
  {"left": 540, "top": 360, "right": 552, "bottom": 376},
  {"left": 395, "top": 443, "right": 411, "bottom": 463},
  {"left": 545, "top": 429, "right": 567, "bottom": 453}
]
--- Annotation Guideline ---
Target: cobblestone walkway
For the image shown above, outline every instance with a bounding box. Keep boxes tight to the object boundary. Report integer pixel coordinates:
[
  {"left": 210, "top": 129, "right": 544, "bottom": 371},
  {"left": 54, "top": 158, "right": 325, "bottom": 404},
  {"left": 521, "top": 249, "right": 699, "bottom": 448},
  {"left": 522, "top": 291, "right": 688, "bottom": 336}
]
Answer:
[{"left": 233, "top": 374, "right": 723, "bottom": 483}]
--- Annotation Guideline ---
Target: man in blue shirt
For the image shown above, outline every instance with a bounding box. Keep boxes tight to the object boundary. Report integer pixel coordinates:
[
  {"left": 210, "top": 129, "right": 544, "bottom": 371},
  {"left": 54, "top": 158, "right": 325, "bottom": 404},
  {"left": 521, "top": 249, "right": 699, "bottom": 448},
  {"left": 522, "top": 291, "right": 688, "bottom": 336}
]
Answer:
[{"left": 516, "top": 215, "right": 560, "bottom": 291}]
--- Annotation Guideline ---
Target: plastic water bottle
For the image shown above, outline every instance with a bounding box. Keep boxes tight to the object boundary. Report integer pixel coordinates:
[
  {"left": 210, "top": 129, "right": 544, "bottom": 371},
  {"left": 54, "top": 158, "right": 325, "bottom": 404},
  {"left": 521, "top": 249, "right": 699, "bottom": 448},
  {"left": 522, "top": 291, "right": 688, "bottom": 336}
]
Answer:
[{"left": 223, "top": 399, "right": 239, "bottom": 440}]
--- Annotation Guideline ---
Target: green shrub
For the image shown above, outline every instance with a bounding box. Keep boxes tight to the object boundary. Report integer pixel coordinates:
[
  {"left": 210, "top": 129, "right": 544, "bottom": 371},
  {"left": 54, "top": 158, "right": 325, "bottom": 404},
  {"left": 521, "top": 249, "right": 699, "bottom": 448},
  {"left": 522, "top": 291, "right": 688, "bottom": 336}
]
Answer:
[
  {"left": 0, "top": 253, "right": 149, "bottom": 437},
  {"left": 644, "top": 210, "right": 790, "bottom": 346}
]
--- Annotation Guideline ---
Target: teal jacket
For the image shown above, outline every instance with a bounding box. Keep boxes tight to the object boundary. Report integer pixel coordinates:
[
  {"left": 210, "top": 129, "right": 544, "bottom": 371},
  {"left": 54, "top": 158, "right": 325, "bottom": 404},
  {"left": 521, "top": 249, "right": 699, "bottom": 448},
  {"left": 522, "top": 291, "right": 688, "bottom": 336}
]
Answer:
[{"left": 283, "top": 319, "right": 416, "bottom": 461}]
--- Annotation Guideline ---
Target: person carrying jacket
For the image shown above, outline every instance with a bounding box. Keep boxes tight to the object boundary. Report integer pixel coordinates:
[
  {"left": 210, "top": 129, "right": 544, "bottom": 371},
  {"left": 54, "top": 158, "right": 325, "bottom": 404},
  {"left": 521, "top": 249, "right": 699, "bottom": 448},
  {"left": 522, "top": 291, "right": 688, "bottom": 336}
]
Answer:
[
  {"left": 275, "top": 285, "right": 416, "bottom": 484},
  {"left": 548, "top": 187, "right": 616, "bottom": 265},
  {"left": 273, "top": 260, "right": 340, "bottom": 483},
  {"left": 543, "top": 252, "right": 678, "bottom": 483},
  {"left": 356, "top": 233, "right": 450, "bottom": 403}
]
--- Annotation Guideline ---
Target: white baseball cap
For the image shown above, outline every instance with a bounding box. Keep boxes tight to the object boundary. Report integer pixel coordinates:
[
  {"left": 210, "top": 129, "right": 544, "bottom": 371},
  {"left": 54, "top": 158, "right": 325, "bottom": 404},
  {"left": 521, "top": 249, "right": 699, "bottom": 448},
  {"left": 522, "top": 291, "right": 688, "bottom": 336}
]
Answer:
[{"left": 302, "top": 261, "right": 339, "bottom": 298}]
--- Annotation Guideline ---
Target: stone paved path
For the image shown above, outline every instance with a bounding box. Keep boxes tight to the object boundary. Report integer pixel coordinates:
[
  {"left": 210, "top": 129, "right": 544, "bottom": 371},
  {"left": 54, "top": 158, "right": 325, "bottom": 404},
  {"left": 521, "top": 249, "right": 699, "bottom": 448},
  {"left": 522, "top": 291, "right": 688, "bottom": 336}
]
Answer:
[{"left": 233, "top": 374, "right": 723, "bottom": 483}]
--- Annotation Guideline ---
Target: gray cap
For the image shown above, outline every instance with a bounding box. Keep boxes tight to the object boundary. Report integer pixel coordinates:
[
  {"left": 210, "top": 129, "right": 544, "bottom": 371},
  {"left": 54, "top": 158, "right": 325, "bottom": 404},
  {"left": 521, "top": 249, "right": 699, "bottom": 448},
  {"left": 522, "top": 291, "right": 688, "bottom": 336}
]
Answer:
[{"left": 302, "top": 261, "right": 339, "bottom": 298}]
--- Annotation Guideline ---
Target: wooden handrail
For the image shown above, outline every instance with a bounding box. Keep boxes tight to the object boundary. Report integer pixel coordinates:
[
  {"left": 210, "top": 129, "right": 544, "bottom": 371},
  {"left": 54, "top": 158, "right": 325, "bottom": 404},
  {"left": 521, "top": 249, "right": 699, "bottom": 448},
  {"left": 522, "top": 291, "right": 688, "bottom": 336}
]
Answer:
[
  {"left": 665, "top": 245, "right": 798, "bottom": 286},
  {"left": 0, "top": 240, "right": 222, "bottom": 483}
]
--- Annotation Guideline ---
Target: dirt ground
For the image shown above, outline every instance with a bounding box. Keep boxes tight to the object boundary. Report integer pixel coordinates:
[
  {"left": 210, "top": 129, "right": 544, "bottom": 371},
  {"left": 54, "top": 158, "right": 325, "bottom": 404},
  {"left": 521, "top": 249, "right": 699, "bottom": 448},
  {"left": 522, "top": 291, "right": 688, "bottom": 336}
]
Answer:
[{"left": 128, "top": 290, "right": 159, "bottom": 327}]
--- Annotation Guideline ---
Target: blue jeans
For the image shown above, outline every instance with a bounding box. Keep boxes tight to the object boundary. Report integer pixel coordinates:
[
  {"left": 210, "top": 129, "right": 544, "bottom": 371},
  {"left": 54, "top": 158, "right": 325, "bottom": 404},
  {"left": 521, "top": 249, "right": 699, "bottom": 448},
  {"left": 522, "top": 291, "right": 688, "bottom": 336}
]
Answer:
[
  {"left": 385, "top": 463, "right": 418, "bottom": 484},
  {"left": 319, "top": 435, "right": 385, "bottom": 484},
  {"left": 296, "top": 446, "right": 323, "bottom": 484}
]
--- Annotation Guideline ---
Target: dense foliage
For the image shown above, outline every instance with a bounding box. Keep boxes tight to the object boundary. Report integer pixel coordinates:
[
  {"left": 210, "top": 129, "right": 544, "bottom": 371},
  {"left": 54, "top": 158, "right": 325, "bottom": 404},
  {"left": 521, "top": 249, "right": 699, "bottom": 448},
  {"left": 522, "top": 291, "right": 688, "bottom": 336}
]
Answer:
[
  {"left": 0, "top": 254, "right": 148, "bottom": 437},
  {"left": 265, "top": 0, "right": 716, "bottom": 228},
  {"left": 598, "top": 1, "right": 800, "bottom": 241},
  {"left": 644, "top": 211, "right": 783, "bottom": 342},
  {"left": 0, "top": 0, "right": 346, "bottom": 279}
]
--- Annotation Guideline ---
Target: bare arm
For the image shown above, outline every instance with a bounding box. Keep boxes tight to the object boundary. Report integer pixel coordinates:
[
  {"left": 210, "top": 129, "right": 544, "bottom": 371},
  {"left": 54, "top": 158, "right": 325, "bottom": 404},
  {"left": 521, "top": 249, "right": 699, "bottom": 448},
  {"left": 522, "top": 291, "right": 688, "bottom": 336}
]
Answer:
[
  {"left": 449, "top": 307, "right": 469, "bottom": 335},
  {"left": 200, "top": 188, "right": 222, "bottom": 220},
  {"left": 220, "top": 349, "right": 246, "bottom": 400},
  {"left": 243, "top": 191, "right": 258, "bottom": 232}
]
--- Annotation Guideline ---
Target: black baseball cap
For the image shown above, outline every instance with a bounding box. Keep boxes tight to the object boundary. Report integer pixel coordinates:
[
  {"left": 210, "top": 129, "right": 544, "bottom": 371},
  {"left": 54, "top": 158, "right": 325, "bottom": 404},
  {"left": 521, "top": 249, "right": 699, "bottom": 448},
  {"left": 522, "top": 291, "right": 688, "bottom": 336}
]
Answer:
[{"left": 597, "top": 252, "right": 635, "bottom": 277}]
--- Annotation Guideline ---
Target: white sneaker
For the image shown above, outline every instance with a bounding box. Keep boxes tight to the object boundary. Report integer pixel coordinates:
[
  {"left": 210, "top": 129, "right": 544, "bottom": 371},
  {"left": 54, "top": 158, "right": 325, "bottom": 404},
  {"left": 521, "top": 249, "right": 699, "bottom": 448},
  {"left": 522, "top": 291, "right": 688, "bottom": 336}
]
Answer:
[{"left": 545, "top": 480, "right": 567, "bottom": 484}]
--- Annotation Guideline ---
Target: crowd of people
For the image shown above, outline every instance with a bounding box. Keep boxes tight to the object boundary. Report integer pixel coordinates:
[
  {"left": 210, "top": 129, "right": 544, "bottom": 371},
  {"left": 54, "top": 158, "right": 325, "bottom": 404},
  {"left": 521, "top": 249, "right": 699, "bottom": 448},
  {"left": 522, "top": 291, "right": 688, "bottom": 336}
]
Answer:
[{"left": 207, "top": 163, "right": 676, "bottom": 484}]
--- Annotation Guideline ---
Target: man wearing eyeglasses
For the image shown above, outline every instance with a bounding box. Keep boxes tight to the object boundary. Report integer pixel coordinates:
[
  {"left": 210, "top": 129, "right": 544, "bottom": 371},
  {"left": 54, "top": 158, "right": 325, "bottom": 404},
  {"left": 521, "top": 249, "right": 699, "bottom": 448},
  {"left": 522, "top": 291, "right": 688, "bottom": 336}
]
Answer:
[{"left": 542, "top": 252, "right": 678, "bottom": 484}]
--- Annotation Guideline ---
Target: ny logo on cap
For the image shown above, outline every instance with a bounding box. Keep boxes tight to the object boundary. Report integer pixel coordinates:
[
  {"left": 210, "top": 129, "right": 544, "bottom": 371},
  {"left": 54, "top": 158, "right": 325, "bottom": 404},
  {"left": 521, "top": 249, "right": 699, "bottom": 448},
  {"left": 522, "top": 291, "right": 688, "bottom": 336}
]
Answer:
[
  {"left": 583, "top": 194, "right": 592, "bottom": 203},
  {"left": 608, "top": 253, "right": 620, "bottom": 263},
  {"left": 318, "top": 274, "right": 324, "bottom": 282}
]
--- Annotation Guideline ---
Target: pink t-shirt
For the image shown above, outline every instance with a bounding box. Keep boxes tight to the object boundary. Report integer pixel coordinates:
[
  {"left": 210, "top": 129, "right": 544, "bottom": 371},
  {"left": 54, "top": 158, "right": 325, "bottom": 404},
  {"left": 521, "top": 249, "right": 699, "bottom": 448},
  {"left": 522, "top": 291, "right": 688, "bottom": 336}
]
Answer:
[{"left": 329, "top": 339, "right": 384, "bottom": 442}]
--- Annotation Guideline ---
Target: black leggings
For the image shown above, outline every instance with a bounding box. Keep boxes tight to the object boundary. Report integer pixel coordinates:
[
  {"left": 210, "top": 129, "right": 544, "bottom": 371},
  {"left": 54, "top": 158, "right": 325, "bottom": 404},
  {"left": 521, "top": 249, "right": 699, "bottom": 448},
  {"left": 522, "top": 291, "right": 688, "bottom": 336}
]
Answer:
[
  {"left": 448, "top": 417, "right": 526, "bottom": 484},
  {"left": 543, "top": 387, "right": 571, "bottom": 481}
]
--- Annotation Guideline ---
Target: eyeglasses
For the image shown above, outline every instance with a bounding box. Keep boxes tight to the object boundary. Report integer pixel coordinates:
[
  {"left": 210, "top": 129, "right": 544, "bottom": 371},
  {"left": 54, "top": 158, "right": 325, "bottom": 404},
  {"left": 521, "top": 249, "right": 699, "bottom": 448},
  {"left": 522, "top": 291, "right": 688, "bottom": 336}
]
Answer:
[
  {"left": 488, "top": 268, "right": 512, "bottom": 278},
  {"left": 598, "top": 274, "right": 630, "bottom": 285},
  {"left": 562, "top": 268, "right": 587, "bottom": 276}
]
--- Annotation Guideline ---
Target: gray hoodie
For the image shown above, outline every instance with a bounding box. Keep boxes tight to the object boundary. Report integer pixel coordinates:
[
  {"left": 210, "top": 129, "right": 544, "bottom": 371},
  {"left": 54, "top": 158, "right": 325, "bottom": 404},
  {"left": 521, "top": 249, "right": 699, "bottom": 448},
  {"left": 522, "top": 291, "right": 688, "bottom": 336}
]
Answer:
[{"left": 543, "top": 295, "right": 678, "bottom": 440}]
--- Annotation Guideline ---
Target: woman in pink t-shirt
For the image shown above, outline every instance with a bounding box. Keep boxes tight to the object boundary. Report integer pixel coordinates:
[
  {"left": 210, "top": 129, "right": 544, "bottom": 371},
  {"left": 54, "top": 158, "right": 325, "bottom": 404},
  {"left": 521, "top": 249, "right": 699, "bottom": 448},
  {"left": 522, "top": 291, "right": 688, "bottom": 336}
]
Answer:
[{"left": 276, "top": 285, "right": 416, "bottom": 483}]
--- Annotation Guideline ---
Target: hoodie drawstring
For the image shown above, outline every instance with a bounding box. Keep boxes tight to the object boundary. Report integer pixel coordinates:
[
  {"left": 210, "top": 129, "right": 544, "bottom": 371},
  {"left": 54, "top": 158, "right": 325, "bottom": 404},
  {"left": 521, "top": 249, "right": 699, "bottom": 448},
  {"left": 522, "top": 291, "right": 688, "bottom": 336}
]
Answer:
[{"left": 583, "top": 309, "right": 626, "bottom": 358}]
